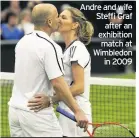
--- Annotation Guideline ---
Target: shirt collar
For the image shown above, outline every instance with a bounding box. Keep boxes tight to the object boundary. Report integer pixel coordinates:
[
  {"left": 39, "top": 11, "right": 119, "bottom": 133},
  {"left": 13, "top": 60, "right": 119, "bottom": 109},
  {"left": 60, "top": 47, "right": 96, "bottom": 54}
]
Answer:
[
  {"left": 64, "top": 39, "right": 78, "bottom": 53},
  {"left": 33, "top": 30, "right": 50, "bottom": 38}
]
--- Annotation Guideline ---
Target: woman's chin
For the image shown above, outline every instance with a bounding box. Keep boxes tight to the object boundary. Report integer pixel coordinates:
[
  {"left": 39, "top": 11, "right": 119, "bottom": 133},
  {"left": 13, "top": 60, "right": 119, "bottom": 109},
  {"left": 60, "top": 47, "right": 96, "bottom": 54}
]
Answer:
[
  {"left": 57, "top": 29, "right": 68, "bottom": 34},
  {"left": 57, "top": 29, "right": 63, "bottom": 33}
]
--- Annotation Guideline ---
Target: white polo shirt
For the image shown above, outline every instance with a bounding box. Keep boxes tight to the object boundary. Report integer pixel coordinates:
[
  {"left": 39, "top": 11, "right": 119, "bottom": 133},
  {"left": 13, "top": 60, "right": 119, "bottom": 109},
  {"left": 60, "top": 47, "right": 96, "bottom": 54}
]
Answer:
[
  {"left": 59, "top": 40, "right": 91, "bottom": 113},
  {"left": 9, "top": 30, "right": 64, "bottom": 113}
]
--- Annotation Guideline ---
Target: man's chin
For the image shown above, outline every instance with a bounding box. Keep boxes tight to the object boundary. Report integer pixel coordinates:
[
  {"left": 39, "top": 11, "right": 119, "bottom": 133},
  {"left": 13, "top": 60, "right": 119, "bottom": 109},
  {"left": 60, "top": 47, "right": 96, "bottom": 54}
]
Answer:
[{"left": 53, "top": 26, "right": 59, "bottom": 32}]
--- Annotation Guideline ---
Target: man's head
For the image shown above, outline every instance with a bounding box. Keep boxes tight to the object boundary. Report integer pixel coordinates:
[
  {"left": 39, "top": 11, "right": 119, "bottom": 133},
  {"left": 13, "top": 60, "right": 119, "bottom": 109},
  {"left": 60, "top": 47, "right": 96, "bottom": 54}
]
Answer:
[{"left": 32, "top": 4, "right": 59, "bottom": 33}]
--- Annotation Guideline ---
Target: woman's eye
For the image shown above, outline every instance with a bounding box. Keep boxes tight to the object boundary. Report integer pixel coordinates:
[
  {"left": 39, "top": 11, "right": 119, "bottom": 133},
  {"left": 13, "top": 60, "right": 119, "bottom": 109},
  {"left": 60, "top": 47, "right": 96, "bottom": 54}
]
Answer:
[{"left": 61, "top": 16, "right": 66, "bottom": 19}]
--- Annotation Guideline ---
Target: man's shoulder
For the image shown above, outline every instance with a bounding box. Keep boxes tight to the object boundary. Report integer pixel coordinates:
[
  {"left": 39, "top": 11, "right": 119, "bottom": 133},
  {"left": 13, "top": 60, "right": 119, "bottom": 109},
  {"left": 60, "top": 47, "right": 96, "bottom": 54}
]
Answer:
[
  {"left": 35, "top": 32, "right": 62, "bottom": 49},
  {"left": 47, "top": 38, "right": 62, "bottom": 53},
  {"left": 43, "top": 35, "right": 61, "bottom": 49}
]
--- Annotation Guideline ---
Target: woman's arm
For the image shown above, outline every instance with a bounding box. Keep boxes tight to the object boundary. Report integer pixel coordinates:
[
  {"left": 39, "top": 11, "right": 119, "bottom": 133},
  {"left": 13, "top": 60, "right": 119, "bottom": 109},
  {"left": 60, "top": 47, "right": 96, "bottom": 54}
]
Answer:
[{"left": 70, "top": 61, "right": 84, "bottom": 96}]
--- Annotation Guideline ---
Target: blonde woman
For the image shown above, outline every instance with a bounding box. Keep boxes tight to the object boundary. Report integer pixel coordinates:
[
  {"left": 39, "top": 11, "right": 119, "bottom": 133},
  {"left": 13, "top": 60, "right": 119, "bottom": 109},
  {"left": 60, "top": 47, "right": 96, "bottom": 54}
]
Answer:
[
  {"left": 57, "top": 7, "right": 94, "bottom": 137},
  {"left": 28, "top": 7, "right": 94, "bottom": 137}
]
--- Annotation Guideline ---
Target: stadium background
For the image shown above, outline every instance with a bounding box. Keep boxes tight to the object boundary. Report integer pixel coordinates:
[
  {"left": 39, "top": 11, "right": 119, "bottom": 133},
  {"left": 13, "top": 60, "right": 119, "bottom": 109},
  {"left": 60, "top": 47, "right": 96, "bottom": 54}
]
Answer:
[{"left": 1, "top": 0, "right": 136, "bottom": 137}]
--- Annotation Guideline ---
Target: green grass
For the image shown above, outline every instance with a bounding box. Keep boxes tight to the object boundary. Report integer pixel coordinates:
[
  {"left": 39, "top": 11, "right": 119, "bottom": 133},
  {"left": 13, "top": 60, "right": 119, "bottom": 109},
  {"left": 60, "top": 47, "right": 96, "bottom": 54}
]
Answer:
[
  {"left": 0, "top": 85, "right": 12, "bottom": 137},
  {"left": 0, "top": 74, "right": 136, "bottom": 137},
  {"left": 90, "top": 85, "right": 136, "bottom": 136},
  {"left": 105, "top": 73, "right": 136, "bottom": 79}
]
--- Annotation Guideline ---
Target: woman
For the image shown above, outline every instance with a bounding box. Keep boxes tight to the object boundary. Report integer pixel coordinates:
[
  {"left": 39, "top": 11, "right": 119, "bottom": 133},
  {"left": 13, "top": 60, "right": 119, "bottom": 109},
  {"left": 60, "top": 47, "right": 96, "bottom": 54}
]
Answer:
[
  {"left": 57, "top": 7, "right": 94, "bottom": 137},
  {"left": 28, "top": 7, "right": 94, "bottom": 137}
]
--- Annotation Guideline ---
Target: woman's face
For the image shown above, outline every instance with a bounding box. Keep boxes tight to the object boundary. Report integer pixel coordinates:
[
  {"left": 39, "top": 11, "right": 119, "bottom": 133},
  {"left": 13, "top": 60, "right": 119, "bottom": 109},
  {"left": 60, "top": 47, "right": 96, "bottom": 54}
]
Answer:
[{"left": 58, "top": 10, "right": 74, "bottom": 33}]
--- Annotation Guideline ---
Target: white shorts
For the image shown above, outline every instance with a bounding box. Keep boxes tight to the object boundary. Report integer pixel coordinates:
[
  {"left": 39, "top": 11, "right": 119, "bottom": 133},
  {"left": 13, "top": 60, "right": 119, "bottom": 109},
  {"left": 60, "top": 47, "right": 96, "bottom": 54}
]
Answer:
[
  {"left": 8, "top": 106, "right": 63, "bottom": 137},
  {"left": 58, "top": 102, "right": 92, "bottom": 137}
]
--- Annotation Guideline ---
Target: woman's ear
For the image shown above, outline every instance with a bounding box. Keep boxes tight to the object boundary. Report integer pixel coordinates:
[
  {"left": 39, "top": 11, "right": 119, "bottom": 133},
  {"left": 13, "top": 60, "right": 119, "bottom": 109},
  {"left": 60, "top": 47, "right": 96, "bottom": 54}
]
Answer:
[{"left": 72, "top": 22, "right": 79, "bottom": 30}]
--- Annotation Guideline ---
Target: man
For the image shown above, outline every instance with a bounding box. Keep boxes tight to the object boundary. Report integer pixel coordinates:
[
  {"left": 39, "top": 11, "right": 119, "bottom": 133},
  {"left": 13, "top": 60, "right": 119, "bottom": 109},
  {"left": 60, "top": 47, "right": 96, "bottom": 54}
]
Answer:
[{"left": 8, "top": 4, "right": 88, "bottom": 137}]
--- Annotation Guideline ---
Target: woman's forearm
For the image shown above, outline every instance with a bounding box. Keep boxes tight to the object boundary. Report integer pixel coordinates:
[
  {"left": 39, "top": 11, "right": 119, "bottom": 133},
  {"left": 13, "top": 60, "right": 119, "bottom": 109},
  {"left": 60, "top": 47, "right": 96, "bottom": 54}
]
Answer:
[{"left": 70, "top": 83, "right": 84, "bottom": 97}]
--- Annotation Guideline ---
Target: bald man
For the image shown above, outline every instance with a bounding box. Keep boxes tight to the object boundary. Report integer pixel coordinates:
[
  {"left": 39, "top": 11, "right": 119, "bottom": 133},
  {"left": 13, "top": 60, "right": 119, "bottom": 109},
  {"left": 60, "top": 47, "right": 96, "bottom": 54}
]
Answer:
[{"left": 8, "top": 4, "right": 88, "bottom": 137}]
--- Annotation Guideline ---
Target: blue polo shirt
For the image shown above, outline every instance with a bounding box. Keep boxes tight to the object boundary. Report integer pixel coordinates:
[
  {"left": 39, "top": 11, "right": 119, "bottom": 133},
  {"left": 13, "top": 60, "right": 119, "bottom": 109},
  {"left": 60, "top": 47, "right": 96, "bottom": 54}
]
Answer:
[{"left": 1, "top": 24, "right": 24, "bottom": 40}]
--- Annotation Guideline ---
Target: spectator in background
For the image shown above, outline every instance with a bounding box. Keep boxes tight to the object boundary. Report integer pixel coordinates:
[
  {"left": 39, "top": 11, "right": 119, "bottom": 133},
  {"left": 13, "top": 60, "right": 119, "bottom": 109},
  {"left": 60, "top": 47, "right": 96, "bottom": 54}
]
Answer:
[
  {"left": 25, "top": 0, "right": 42, "bottom": 11},
  {"left": 17, "top": 9, "right": 34, "bottom": 34},
  {"left": 1, "top": 0, "right": 21, "bottom": 23},
  {"left": 1, "top": 12, "right": 24, "bottom": 40}
]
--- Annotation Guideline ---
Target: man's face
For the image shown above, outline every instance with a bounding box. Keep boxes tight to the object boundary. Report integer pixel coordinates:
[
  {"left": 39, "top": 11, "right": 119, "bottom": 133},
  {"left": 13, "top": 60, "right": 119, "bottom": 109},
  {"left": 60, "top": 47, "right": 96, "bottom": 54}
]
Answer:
[{"left": 50, "top": 8, "right": 60, "bottom": 32}]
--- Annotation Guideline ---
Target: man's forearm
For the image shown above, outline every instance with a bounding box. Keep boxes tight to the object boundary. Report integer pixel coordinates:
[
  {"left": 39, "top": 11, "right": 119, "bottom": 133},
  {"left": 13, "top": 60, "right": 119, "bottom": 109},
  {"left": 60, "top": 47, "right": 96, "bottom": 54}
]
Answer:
[
  {"left": 52, "top": 83, "right": 84, "bottom": 103},
  {"left": 52, "top": 77, "right": 80, "bottom": 113}
]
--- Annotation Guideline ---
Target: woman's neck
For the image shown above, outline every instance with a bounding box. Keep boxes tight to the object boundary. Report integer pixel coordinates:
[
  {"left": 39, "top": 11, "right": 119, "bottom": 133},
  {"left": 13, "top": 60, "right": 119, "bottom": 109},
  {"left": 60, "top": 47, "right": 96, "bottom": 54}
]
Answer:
[{"left": 61, "top": 31, "right": 78, "bottom": 48}]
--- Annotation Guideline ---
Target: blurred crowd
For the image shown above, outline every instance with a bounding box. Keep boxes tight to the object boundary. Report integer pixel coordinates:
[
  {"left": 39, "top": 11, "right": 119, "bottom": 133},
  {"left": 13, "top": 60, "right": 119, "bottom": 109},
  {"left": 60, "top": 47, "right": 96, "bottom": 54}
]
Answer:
[
  {"left": 1, "top": 0, "right": 72, "bottom": 41},
  {"left": 1, "top": 1, "right": 136, "bottom": 43},
  {"left": 1, "top": 0, "right": 41, "bottom": 40}
]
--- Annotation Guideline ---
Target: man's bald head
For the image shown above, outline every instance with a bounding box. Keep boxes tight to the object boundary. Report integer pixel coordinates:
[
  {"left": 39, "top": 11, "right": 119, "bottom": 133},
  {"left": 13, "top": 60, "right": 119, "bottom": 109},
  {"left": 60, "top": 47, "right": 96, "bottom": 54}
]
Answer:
[{"left": 32, "top": 4, "right": 57, "bottom": 26}]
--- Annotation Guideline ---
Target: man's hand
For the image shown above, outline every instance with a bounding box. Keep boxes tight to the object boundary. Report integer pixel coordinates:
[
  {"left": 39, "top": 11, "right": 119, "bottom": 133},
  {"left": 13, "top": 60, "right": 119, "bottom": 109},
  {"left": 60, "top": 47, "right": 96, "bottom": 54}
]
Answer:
[
  {"left": 75, "top": 109, "right": 88, "bottom": 132},
  {"left": 27, "top": 93, "right": 50, "bottom": 112}
]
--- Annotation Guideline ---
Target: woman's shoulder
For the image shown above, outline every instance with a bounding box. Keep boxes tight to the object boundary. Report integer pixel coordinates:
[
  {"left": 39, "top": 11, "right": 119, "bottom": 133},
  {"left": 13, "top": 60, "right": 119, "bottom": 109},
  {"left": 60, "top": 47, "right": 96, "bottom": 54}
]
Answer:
[
  {"left": 73, "top": 40, "right": 84, "bottom": 46},
  {"left": 72, "top": 40, "right": 89, "bottom": 52}
]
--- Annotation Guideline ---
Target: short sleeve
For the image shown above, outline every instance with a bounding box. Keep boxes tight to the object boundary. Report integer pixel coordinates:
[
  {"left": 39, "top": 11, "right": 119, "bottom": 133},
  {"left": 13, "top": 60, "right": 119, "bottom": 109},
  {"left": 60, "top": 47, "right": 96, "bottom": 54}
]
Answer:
[
  {"left": 43, "top": 44, "right": 64, "bottom": 80},
  {"left": 70, "top": 45, "right": 90, "bottom": 68}
]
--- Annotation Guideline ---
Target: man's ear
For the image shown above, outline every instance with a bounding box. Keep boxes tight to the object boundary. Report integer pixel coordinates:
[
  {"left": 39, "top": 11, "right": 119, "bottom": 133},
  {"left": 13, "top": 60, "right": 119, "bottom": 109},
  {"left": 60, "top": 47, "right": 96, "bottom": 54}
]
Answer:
[
  {"left": 47, "top": 18, "right": 52, "bottom": 27},
  {"left": 71, "top": 22, "right": 79, "bottom": 30}
]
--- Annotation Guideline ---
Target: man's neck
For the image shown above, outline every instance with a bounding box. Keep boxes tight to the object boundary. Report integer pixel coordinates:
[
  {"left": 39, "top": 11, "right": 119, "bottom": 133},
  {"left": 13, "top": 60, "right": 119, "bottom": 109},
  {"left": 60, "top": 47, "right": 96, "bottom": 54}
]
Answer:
[{"left": 34, "top": 26, "right": 51, "bottom": 36}]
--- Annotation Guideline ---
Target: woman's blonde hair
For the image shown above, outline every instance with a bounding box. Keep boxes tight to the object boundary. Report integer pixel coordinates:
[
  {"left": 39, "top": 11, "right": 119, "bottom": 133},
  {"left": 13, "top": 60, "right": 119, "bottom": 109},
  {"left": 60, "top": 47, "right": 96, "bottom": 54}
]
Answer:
[{"left": 67, "top": 7, "right": 94, "bottom": 45}]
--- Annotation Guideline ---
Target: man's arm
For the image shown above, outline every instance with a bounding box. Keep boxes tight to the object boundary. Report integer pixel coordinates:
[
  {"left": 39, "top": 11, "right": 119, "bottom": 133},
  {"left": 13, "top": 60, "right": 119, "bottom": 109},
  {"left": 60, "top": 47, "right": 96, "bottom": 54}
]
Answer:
[
  {"left": 28, "top": 62, "right": 85, "bottom": 106},
  {"left": 52, "top": 62, "right": 84, "bottom": 104},
  {"left": 51, "top": 76, "right": 81, "bottom": 113},
  {"left": 52, "top": 76, "right": 88, "bottom": 131},
  {"left": 28, "top": 75, "right": 88, "bottom": 130}
]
